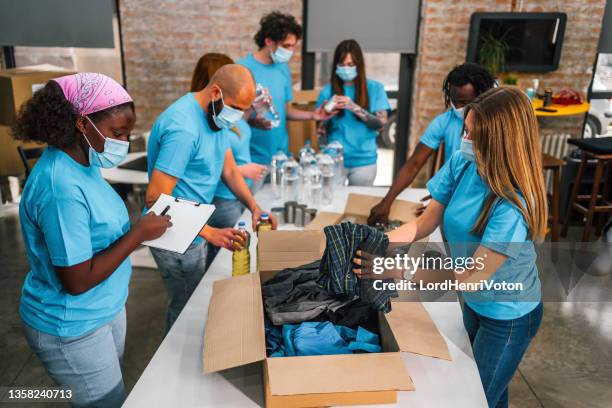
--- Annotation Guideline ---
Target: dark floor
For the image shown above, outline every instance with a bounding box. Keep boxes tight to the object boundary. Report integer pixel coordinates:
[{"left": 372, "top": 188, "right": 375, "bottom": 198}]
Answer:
[{"left": 0, "top": 199, "right": 611, "bottom": 408}]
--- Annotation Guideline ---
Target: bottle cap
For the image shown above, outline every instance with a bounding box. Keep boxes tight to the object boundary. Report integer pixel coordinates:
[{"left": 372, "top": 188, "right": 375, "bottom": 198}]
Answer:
[
  {"left": 237, "top": 221, "right": 246, "bottom": 229},
  {"left": 261, "top": 213, "right": 269, "bottom": 220}
]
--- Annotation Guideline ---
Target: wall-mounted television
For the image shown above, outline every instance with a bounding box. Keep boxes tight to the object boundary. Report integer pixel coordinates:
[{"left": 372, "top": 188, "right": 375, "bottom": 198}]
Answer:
[{"left": 466, "top": 12, "right": 567, "bottom": 73}]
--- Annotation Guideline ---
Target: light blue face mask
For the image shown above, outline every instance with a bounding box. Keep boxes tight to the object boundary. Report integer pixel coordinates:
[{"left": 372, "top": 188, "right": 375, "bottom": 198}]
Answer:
[
  {"left": 451, "top": 102, "right": 465, "bottom": 120},
  {"left": 212, "top": 89, "right": 244, "bottom": 130},
  {"left": 271, "top": 46, "right": 293, "bottom": 64},
  {"left": 83, "top": 117, "right": 129, "bottom": 168},
  {"left": 460, "top": 130, "right": 475, "bottom": 162},
  {"left": 336, "top": 65, "right": 358, "bottom": 82}
]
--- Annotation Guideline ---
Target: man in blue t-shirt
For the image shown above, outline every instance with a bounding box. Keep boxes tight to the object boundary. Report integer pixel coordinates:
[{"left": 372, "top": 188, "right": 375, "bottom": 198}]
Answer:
[
  {"left": 368, "top": 63, "right": 495, "bottom": 225},
  {"left": 145, "top": 64, "right": 276, "bottom": 332},
  {"left": 239, "top": 11, "right": 334, "bottom": 191}
]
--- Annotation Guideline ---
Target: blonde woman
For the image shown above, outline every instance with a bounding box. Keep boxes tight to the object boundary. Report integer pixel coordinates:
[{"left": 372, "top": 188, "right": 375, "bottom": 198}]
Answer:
[{"left": 355, "top": 87, "right": 547, "bottom": 408}]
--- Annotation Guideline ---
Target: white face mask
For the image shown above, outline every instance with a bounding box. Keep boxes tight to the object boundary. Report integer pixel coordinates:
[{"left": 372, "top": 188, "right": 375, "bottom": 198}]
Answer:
[
  {"left": 460, "top": 129, "right": 475, "bottom": 162},
  {"left": 83, "top": 117, "right": 129, "bottom": 168},
  {"left": 211, "top": 88, "right": 244, "bottom": 130},
  {"left": 270, "top": 46, "right": 293, "bottom": 64},
  {"left": 451, "top": 102, "right": 465, "bottom": 119}
]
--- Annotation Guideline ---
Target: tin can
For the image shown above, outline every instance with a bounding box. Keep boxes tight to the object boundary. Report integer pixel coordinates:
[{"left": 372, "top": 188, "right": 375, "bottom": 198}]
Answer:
[
  {"left": 543, "top": 88, "right": 553, "bottom": 107},
  {"left": 304, "top": 208, "right": 317, "bottom": 225},
  {"left": 284, "top": 201, "right": 297, "bottom": 224},
  {"left": 295, "top": 204, "right": 307, "bottom": 227},
  {"left": 271, "top": 207, "right": 285, "bottom": 225}
]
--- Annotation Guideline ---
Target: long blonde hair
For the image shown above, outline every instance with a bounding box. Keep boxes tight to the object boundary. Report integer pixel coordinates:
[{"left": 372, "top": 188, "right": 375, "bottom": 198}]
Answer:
[{"left": 466, "top": 86, "right": 548, "bottom": 241}]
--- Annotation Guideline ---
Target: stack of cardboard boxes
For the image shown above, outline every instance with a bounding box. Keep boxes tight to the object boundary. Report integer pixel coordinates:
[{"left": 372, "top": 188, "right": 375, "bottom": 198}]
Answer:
[{"left": 0, "top": 68, "right": 74, "bottom": 177}]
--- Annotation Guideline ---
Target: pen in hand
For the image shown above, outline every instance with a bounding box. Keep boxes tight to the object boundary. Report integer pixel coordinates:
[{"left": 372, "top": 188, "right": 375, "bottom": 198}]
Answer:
[{"left": 160, "top": 205, "right": 171, "bottom": 216}]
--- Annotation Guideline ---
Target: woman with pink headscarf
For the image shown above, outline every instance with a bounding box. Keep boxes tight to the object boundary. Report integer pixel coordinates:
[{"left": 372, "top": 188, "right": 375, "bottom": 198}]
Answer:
[{"left": 12, "top": 73, "right": 171, "bottom": 407}]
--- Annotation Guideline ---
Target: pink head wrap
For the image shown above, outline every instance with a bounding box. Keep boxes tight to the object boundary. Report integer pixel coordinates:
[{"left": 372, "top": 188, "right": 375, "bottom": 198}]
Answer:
[{"left": 52, "top": 73, "right": 133, "bottom": 116}]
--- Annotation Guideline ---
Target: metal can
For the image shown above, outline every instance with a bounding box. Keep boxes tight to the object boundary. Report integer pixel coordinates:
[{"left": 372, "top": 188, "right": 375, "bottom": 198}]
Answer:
[
  {"left": 304, "top": 208, "right": 317, "bottom": 225},
  {"left": 543, "top": 88, "right": 553, "bottom": 107},
  {"left": 295, "top": 204, "right": 307, "bottom": 227},
  {"left": 271, "top": 207, "right": 285, "bottom": 225},
  {"left": 284, "top": 201, "right": 297, "bottom": 224}
]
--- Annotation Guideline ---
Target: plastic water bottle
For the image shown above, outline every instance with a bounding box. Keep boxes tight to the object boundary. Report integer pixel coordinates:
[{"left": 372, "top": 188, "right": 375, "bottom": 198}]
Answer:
[
  {"left": 281, "top": 153, "right": 300, "bottom": 202},
  {"left": 254, "top": 84, "right": 280, "bottom": 128},
  {"left": 232, "top": 221, "right": 250, "bottom": 277},
  {"left": 327, "top": 141, "right": 345, "bottom": 186},
  {"left": 257, "top": 212, "right": 273, "bottom": 235},
  {"left": 317, "top": 153, "right": 335, "bottom": 205},
  {"left": 303, "top": 159, "right": 322, "bottom": 208},
  {"left": 270, "top": 150, "right": 287, "bottom": 199},
  {"left": 299, "top": 140, "right": 316, "bottom": 168}
]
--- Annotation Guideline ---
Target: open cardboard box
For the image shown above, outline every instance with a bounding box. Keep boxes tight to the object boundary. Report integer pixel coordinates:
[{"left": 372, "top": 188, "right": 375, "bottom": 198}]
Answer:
[
  {"left": 305, "top": 193, "right": 421, "bottom": 231},
  {"left": 203, "top": 230, "right": 451, "bottom": 407}
]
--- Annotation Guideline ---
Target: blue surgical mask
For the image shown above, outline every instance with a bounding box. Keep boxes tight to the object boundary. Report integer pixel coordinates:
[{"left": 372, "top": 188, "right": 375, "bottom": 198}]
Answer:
[
  {"left": 271, "top": 46, "right": 293, "bottom": 64},
  {"left": 451, "top": 102, "right": 465, "bottom": 119},
  {"left": 336, "top": 65, "right": 358, "bottom": 82},
  {"left": 460, "top": 131, "right": 475, "bottom": 162},
  {"left": 212, "top": 89, "right": 244, "bottom": 130},
  {"left": 83, "top": 117, "right": 129, "bottom": 168}
]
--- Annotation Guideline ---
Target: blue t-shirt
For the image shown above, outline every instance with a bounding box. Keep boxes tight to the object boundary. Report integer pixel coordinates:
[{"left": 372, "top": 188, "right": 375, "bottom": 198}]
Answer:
[
  {"left": 426, "top": 151, "right": 541, "bottom": 320},
  {"left": 147, "top": 92, "right": 230, "bottom": 205},
  {"left": 238, "top": 54, "right": 293, "bottom": 165},
  {"left": 19, "top": 147, "right": 131, "bottom": 337},
  {"left": 316, "top": 79, "right": 390, "bottom": 168},
  {"left": 214, "top": 118, "right": 252, "bottom": 200},
  {"left": 419, "top": 110, "right": 464, "bottom": 163}
]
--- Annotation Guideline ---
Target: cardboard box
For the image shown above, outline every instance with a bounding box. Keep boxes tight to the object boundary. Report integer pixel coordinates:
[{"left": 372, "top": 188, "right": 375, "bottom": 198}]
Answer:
[
  {"left": 0, "top": 68, "right": 75, "bottom": 125},
  {"left": 0, "top": 124, "right": 44, "bottom": 177},
  {"left": 305, "top": 193, "right": 421, "bottom": 230},
  {"left": 203, "top": 230, "right": 451, "bottom": 407},
  {"left": 288, "top": 90, "right": 319, "bottom": 157}
]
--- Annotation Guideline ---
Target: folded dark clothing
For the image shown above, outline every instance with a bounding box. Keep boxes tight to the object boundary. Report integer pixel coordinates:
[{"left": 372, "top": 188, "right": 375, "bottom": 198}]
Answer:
[
  {"left": 318, "top": 222, "right": 397, "bottom": 312},
  {"left": 263, "top": 261, "right": 356, "bottom": 325},
  {"left": 322, "top": 300, "right": 379, "bottom": 333}
]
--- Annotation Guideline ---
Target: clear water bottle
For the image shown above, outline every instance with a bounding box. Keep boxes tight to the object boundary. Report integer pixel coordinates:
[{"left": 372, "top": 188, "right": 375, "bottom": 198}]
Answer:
[
  {"left": 232, "top": 221, "right": 251, "bottom": 276},
  {"left": 270, "top": 150, "right": 287, "bottom": 199},
  {"left": 303, "top": 159, "right": 322, "bottom": 208},
  {"left": 317, "top": 152, "right": 335, "bottom": 205},
  {"left": 299, "top": 140, "right": 317, "bottom": 169},
  {"left": 281, "top": 153, "right": 301, "bottom": 202},
  {"left": 254, "top": 83, "right": 280, "bottom": 128},
  {"left": 327, "top": 141, "right": 345, "bottom": 186}
]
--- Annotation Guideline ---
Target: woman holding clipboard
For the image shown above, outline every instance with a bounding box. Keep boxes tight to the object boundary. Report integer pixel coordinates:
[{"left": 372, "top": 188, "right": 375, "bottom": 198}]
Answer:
[{"left": 13, "top": 73, "right": 171, "bottom": 407}]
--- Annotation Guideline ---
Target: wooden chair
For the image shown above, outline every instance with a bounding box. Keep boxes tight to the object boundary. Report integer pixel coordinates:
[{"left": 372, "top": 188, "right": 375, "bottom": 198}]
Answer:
[
  {"left": 542, "top": 153, "right": 565, "bottom": 241},
  {"left": 561, "top": 137, "right": 612, "bottom": 241}
]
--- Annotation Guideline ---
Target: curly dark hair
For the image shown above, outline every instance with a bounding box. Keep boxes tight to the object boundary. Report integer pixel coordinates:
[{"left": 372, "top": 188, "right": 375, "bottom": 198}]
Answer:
[
  {"left": 12, "top": 80, "right": 134, "bottom": 148},
  {"left": 442, "top": 63, "right": 495, "bottom": 108},
  {"left": 254, "top": 11, "right": 302, "bottom": 49}
]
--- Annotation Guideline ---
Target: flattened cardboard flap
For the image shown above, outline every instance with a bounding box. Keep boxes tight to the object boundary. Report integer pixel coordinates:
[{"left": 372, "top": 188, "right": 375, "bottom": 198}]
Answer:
[
  {"left": 203, "top": 273, "right": 266, "bottom": 373},
  {"left": 343, "top": 193, "right": 419, "bottom": 223},
  {"left": 258, "top": 230, "right": 324, "bottom": 273},
  {"left": 304, "top": 211, "right": 343, "bottom": 230},
  {"left": 266, "top": 353, "right": 414, "bottom": 396},
  {"left": 385, "top": 302, "right": 451, "bottom": 361}
]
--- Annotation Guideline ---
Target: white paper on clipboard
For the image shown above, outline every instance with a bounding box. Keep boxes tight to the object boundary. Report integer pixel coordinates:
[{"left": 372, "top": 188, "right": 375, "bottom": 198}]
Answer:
[{"left": 142, "top": 193, "right": 215, "bottom": 254}]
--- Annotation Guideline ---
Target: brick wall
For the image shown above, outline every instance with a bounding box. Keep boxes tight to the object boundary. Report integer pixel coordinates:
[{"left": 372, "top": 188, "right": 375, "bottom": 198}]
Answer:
[
  {"left": 119, "top": 0, "right": 302, "bottom": 132},
  {"left": 410, "top": 0, "right": 607, "bottom": 152}
]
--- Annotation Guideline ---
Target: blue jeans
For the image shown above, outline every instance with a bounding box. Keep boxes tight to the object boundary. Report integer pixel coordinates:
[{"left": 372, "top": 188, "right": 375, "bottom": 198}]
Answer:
[
  {"left": 463, "top": 302, "right": 543, "bottom": 408},
  {"left": 205, "top": 197, "right": 245, "bottom": 269},
  {"left": 150, "top": 241, "right": 207, "bottom": 334},
  {"left": 22, "top": 308, "right": 126, "bottom": 408},
  {"left": 346, "top": 164, "right": 377, "bottom": 186}
]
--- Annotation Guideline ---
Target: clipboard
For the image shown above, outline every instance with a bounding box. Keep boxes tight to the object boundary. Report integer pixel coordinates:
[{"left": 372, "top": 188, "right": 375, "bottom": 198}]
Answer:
[{"left": 142, "top": 193, "right": 215, "bottom": 254}]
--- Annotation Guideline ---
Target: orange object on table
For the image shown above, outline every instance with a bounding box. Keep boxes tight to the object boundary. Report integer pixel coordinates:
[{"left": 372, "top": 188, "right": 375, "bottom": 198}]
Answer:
[{"left": 532, "top": 98, "right": 590, "bottom": 117}]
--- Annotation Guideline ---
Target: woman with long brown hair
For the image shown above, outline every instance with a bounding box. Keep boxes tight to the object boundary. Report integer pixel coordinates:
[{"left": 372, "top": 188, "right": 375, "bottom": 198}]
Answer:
[
  {"left": 316, "top": 39, "right": 390, "bottom": 185},
  {"left": 355, "top": 87, "right": 547, "bottom": 407}
]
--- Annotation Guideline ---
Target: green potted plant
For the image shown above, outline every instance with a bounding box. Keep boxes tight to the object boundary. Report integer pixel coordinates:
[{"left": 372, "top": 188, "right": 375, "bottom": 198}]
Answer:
[{"left": 477, "top": 31, "right": 510, "bottom": 77}]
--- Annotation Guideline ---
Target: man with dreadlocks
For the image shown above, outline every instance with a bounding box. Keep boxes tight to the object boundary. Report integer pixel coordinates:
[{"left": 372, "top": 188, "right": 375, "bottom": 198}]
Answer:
[{"left": 368, "top": 63, "right": 495, "bottom": 226}]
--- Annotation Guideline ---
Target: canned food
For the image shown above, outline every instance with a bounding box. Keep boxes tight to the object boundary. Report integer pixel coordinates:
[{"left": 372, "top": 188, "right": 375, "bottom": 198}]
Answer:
[
  {"left": 271, "top": 207, "right": 285, "bottom": 225},
  {"left": 304, "top": 208, "right": 317, "bottom": 225},
  {"left": 295, "top": 204, "right": 307, "bottom": 227},
  {"left": 284, "top": 201, "right": 297, "bottom": 224}
]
